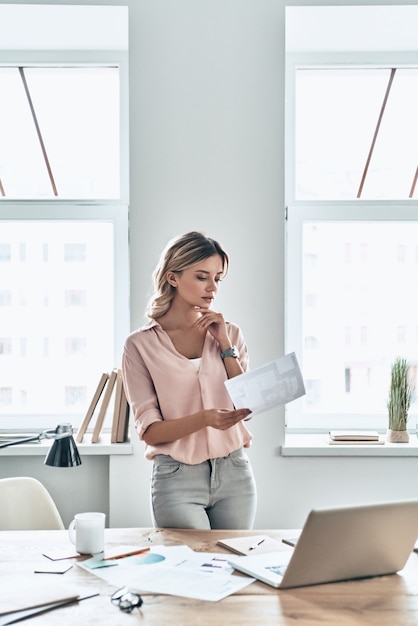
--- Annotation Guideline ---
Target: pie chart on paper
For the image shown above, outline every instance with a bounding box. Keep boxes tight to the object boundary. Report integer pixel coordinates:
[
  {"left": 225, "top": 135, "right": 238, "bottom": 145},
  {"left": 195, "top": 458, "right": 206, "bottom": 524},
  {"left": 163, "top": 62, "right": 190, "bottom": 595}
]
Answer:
[{"left": 134, "top": 553, "right": 165, "bottom": 565}]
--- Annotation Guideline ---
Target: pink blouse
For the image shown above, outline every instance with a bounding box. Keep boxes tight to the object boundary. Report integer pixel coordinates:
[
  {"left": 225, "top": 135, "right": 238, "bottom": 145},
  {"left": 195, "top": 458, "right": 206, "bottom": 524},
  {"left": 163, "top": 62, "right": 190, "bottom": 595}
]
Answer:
[{"left": 122, "top": 319, "right": 253, "bottom": 464}]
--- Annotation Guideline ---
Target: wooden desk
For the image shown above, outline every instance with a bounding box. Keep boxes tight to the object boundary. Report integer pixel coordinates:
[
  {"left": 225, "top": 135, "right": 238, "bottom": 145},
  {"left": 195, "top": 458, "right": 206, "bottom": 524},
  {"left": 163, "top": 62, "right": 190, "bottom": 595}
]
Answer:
[{"left": 1, "top": 528, "right": 418, "bottom": 625}]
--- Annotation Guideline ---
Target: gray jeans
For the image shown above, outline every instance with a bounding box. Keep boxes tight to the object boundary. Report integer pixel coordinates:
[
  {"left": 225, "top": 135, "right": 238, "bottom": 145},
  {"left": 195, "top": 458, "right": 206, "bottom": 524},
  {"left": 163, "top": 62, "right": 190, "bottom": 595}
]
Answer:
[{"left": 150, "top": 448, "right": 257, "bottom": 529}]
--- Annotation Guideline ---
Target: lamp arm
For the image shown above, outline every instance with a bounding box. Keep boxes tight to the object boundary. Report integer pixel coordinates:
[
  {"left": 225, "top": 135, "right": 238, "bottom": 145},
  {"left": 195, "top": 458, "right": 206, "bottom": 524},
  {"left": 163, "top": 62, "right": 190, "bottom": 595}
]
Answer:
[
  {"left": 0, "top": 428, "right": 71, "bottom": 449},
  {"left": 0, "top": 434, "right": 42, "bottom": 448},
  {"left": 43, "top": 429, "right": 71, "bottom": 440}
]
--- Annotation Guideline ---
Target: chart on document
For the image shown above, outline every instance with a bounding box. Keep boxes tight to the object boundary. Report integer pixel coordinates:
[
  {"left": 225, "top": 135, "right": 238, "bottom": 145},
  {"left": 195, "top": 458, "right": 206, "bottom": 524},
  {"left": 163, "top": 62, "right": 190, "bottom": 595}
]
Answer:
[{"left": 225, "top": 352, "right": 305, "bottom": 416}]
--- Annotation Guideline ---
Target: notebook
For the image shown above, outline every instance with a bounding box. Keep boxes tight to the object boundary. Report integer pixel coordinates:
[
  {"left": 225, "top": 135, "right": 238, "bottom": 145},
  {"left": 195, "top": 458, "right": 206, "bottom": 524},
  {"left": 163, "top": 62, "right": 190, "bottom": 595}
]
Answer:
[
  {"left": 217, "top": 534, "right": 283, "bottom": 556},
  {"left": 228, "top": 499, "right": 418, "bottom": 589}
]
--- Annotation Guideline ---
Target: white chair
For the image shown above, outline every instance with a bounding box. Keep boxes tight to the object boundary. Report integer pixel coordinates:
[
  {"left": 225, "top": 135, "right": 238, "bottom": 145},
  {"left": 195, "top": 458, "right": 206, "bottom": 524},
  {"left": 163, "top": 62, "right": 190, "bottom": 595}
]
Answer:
[{"left": 0, "top": 476, "right": 65, "bottom": 530}]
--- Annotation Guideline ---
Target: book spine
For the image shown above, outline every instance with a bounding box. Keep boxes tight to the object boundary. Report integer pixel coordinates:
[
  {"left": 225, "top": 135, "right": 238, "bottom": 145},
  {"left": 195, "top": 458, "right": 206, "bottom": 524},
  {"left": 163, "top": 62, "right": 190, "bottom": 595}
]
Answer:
[
  {"left": 76, "top": 372, "right": 109, "bottom": 443},
  {"left": 91, "top": 368, "right": 118, "bottom": 443},
  {"left": 111, "top": 370, "right": 124, "bottom": 443}
]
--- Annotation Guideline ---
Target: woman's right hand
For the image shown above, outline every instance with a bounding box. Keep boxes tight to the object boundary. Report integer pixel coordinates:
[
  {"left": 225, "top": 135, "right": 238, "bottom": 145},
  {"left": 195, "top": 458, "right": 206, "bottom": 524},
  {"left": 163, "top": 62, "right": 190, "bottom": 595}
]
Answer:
[
  {"left": 143, "top": 407, "right": 252, "bottom": 446},
  {"left": 203, "top": 408, "right": 252, "bottom": 430}
]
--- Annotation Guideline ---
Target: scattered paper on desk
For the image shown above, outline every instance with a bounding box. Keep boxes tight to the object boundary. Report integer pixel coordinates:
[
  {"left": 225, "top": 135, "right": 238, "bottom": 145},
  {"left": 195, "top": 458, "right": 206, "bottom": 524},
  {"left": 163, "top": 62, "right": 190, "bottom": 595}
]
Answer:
[
  {"left": 225, "top": 352, "right": 305, "bottom": 415},
  {"left": 80, "top": 556, "right": 118, "bottom": 570},
  {"left": 0, "top": 591, "right": 99, "bottom": 626},
  {"left": 0, "top": 579, "right": 80, "bottom": 615},
  {"left": 136, "top": 557, "right": 254, "bottom": 601},
  {"left": 43, "top": 548, "right": 80, "bottom": 561},
  {"left": 77, "top": 545, "right": 255, "bottom": 601},
  {"left": 77, "top": 544, "right": 188, "bottom": 578},
  {"left": 34, "top": 562, "right": 73, "bottom": 574}
]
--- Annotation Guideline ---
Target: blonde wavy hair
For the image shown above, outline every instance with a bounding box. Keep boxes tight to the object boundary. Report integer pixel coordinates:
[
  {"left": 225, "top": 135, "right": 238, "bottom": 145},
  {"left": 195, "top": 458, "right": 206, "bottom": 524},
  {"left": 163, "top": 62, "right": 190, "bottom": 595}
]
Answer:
[{"left": 147, "top": 231, "right": 229, "bottom": 320}]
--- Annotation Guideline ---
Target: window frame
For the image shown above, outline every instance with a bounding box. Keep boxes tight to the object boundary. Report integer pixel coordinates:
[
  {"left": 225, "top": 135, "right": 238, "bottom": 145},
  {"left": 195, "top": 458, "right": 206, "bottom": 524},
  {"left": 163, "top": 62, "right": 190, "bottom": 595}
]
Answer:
[
  {"left": 0, "top": 49, "right": 129, "bottom": 205},
  {"left": 0, "top": 48, "right": 129, "bottom": 432},
  {"left": 285, "top": 49, "right": 418, "bottom": 432}
]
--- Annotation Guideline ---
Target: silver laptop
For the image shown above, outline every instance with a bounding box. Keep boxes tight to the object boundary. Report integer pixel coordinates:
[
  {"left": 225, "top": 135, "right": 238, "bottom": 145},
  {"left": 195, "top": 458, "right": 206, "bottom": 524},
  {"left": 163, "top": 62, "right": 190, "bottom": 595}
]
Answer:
[{"left": 228, "top": 500, "right": 418, "bottom": 589}]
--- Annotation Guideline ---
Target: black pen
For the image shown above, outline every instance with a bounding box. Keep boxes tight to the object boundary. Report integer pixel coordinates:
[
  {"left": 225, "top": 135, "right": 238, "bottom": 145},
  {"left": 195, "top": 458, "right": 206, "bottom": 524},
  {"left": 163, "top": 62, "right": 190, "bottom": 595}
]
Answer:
[{"left": 249, "top": 538, "right": 265, "bottom": 551}]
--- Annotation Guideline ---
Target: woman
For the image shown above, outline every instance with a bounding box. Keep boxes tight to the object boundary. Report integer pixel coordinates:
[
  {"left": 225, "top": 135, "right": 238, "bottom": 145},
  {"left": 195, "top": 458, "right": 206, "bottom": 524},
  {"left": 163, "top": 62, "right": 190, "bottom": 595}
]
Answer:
[{"left": 122, "top": 231, "right": 257, "bottom": 529}]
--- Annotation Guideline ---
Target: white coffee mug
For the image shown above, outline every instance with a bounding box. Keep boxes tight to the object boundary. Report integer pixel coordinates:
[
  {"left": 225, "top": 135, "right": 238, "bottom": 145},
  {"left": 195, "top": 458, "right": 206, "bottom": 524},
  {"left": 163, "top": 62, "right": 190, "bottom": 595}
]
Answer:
[{"left": 68, "top": 512, "right": 105, "bottom": 554}]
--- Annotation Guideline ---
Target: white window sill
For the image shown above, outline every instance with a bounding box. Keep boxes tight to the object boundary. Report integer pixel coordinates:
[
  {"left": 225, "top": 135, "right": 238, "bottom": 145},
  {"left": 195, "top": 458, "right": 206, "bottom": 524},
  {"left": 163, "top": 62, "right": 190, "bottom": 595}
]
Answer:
[
  {"left": 282, "top": 433, "right": 418, "bottom": 457},
  {"left": 0, "top": 433, "right": 133, "bottom": 457}
]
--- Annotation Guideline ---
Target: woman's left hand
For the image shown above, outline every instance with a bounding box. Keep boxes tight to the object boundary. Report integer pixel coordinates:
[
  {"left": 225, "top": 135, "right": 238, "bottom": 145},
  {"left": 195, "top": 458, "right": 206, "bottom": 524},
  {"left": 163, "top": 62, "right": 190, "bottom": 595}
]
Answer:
[{"left": 193, "top": 307, "right": 228, "bottom": 344}]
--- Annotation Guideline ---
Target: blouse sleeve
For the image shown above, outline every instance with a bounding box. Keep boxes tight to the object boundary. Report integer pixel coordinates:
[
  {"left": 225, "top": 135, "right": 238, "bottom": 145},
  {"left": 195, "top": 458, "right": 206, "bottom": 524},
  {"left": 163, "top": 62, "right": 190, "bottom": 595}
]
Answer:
[
  {"left": 122, "top": 335, "right": 163, "bottom": 439},
  {"left": 228, "top": 322, "right": 249, "bottom": 373}
]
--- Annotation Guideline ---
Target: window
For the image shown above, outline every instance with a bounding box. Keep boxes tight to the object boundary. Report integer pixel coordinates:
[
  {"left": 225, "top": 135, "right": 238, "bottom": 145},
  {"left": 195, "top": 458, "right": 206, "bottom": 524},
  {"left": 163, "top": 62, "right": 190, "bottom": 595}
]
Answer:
[
  {"left": 0, "top": 244, "right": 11, "bottom": 261},
  {"left": 285, "top": 6, "right": 418, "bottom": 431},
  {"left": 0, "top": 66, "right": 120, "bottom": 199},
  {"left": 294, "top": 67, "right": 418, "bottom": 201},
  {"left": 0, "top": 5, "right": 129, "bottom": 432}
]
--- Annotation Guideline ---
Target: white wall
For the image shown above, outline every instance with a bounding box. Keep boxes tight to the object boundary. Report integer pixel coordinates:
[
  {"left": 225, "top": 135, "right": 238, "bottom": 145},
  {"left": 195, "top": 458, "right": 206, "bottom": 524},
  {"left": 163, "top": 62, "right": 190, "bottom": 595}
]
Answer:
[
  {"left": 4, "top": 0, "right": 418, "bottom": 530},
  {"left": 125, "top": 0, "right": 285, "bottom": 529}
]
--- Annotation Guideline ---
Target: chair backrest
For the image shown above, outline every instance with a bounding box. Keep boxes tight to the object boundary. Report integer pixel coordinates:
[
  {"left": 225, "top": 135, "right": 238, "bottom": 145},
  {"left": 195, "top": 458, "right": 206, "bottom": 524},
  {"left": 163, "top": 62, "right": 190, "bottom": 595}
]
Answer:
[{"left": 0, "top": 476, "right": 65, "bottom": 530}]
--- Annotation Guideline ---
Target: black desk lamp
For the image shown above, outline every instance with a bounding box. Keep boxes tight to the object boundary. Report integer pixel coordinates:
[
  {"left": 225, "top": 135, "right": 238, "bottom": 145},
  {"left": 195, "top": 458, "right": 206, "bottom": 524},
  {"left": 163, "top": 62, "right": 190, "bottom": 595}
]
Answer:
[{"left": 0, "top": 423, "right": 81, "bottom": 467}]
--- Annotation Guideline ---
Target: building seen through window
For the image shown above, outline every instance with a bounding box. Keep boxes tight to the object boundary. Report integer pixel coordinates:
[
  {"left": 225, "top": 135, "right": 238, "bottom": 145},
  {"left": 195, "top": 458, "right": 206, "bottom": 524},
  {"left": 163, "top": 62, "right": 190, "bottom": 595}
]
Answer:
[{"left": 0, "top": 222, "right": 114, "bottom": 422}]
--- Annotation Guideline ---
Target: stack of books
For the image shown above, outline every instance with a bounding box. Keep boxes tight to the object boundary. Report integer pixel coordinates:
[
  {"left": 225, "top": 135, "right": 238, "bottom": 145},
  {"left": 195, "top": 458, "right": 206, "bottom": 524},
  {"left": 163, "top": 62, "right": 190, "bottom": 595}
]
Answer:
[
  {"left": 328, "top": 430, "right": 384, "bottom": 445},
  {"left": 76, "top": 369, "right": 130, "bottom": 444}
]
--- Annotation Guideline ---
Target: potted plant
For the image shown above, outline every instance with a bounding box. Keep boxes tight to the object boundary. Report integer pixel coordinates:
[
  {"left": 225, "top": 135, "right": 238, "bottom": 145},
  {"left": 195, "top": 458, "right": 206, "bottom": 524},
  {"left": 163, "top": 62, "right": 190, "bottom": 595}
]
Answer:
[{"left": 387, "top": 357, "right": 415, "bottom": 443}]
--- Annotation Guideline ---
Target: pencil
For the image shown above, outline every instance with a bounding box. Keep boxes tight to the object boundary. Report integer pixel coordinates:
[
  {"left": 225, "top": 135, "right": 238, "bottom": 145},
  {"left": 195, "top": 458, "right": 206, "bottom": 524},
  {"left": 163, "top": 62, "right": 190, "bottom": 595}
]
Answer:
[{"left": 103, "top": 547, "right": 150, "bottom": 560}]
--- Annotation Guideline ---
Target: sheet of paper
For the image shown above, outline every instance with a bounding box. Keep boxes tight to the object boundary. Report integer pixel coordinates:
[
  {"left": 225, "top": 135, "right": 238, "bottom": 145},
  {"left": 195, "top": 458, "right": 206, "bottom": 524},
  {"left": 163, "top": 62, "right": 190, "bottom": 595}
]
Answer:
[
  {"left": 225, "top": 352, "right": 305, "bottom": 416},
  {"left": 77, "top": 545, "right": 254, "bottom": 602},
  {"left": 136, "top": 563, "right": 254, "bottom": 601},
  {"left": 0, "top": 593, "right": 98, "bottom": 626},
  {"left": 42, "top": 548, "right": 80, "bottom": 561},
  {"left": 78, "top": 545, "right": 195, "bottom": 582},
  {"left": 34, "top": 563, "right": 73, "bottom": 574},
  {"left": 0, "top": 579, "right": 80, "bottom": 615}
]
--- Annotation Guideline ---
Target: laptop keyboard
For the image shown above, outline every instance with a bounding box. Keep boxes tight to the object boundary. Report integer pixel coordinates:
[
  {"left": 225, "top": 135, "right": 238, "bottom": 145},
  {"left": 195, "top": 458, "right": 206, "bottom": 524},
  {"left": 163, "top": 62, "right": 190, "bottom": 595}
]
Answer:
[{"left": 266, "top": 564, "right": 287, "bottom": 577}]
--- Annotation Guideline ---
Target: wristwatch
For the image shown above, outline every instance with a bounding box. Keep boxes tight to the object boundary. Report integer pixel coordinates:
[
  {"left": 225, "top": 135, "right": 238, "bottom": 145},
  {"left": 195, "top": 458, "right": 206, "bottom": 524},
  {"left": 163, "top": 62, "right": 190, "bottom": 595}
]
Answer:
[{"left": 220, "top": 346, "right": 239, "bottom": 360}]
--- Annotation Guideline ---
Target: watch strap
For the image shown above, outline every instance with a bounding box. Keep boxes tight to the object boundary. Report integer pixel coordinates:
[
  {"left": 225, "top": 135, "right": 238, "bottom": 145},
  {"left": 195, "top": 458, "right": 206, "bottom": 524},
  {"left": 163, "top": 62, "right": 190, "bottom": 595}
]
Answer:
[{"left": 220, "top": 346, "right": 239, "bottom": 360}]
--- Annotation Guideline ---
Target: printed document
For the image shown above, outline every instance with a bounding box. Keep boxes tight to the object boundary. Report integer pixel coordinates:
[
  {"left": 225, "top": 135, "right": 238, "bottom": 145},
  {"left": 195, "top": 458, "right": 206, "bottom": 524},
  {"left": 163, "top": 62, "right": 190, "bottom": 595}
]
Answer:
[
  {"left": 225, "top": 352, "right": 305, "bottom": 416},
  {"left": 78, "top": 545, "right": 254, "bottom": 602}
]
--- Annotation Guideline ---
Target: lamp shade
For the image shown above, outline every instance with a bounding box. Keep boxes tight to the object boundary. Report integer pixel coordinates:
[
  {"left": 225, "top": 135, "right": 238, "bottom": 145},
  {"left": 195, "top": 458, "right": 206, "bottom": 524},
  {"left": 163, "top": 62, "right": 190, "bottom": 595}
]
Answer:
[{"left": 44, "top": 423, "right": 82, "bottom": 467}]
